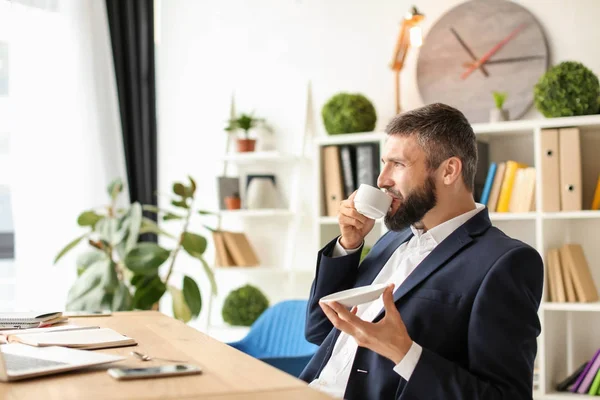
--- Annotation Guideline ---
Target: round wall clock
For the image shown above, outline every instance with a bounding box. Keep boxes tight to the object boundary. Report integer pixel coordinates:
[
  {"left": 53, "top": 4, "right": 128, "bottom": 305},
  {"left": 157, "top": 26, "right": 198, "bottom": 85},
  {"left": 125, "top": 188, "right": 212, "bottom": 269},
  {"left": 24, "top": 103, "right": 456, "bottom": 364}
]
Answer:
[{"left": 416, "top": 0, "right": 549, "bottom": 123}]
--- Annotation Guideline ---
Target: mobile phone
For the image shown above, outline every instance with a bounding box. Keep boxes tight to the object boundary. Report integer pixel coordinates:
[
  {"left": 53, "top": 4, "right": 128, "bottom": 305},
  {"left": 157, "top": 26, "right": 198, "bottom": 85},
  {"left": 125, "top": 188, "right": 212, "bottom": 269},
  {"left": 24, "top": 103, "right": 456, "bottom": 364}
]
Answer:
[{"left": 107, "top": 364, "right": 202, "bottom": 380}]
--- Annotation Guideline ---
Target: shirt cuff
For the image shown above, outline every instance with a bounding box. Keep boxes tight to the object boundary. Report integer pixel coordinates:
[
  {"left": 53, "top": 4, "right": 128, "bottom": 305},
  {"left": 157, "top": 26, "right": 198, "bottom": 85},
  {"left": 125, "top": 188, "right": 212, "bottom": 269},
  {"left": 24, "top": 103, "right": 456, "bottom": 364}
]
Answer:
[
  {"left": 393, "top": 341, "right": 422, "bottom": 381},
  {"left": 332, "top": 237, "right": 362, "bottom": 257}
]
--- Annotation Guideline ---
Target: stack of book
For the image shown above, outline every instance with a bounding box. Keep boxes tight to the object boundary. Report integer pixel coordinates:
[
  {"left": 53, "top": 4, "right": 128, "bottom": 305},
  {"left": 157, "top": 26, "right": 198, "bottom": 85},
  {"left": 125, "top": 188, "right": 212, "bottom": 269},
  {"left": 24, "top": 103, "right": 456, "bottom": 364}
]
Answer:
[
  {"left": 212, "top": 230, "right": 260, "bottom": 267},
  {"left": 546, "top": 243, "right": 598, "bottom": 303},
  {"left": 0, "top": 311, "right": 68, "bottom": 330},
  {"left": 556, "top": 349, "right": 600, "bottom": 394},
  {"left": 479, "top": 160, "right": 536, "bottom": 213}
]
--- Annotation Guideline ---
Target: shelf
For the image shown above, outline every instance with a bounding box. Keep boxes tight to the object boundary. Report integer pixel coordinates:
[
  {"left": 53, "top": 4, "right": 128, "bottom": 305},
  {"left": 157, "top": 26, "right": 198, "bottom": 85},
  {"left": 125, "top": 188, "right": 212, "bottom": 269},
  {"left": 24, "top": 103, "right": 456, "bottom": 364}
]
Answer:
[
  {"left": 218, "top": 209, "right": 294, "bottom": 218},
  {"left": 221, "top": 151, "right": 299, "bottom": 164},
  {"left": 541, "top": 302, "right": 600, "bottom": 312},
  {"left": 472, "top": 114, "right": 600, "bottom": 135},
  {"left": 542, "top": 210, "right": 600, "bottom": 220},
  {"left": 315, "top": 132, "right": 385, "bottom": 146},
  {"left": 539, "top": 392, "right": 587, "bottom": 399},
  {"left": 489, "top": 212, "right": 537, "bottom": 221}
]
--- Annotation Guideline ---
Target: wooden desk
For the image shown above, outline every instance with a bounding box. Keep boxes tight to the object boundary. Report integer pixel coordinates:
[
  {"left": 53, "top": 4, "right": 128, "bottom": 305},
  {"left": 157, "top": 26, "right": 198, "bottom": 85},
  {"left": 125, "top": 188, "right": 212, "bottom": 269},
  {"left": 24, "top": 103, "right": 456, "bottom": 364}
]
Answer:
[{"left": 0, "top": 311, "right": 333, "bottom": 400}]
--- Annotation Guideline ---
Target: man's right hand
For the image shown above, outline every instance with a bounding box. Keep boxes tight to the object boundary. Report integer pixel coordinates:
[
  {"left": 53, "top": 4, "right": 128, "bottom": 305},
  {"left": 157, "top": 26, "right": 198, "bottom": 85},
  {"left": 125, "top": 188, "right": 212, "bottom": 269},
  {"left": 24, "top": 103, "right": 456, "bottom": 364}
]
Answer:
[{"left": 338, "top": 191, "right": 376, "bottom": 249}]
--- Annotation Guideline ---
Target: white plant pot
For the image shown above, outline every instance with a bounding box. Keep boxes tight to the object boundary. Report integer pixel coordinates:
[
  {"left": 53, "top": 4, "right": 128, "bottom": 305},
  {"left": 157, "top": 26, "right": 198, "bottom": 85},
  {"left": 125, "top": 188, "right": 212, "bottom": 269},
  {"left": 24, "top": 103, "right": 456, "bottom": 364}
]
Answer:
[{"left": 489, "top": 108, "right": 509, "bottom": 122}]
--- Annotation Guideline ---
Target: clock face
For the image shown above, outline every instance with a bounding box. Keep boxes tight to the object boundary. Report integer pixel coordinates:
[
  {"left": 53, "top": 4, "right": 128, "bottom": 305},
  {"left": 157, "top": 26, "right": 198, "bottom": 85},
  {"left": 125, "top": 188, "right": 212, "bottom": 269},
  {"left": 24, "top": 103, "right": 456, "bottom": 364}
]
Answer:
[{"left": 416, "top": 0, "right": 549, "bottom": 123}]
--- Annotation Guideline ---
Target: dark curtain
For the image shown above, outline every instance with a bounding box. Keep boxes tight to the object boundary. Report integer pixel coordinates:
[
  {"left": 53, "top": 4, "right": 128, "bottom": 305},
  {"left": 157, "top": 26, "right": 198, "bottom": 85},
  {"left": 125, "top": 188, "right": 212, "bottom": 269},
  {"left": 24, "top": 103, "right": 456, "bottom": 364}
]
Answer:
[{"left": 105, "top": 0, "right": 158, "bottom": 242}]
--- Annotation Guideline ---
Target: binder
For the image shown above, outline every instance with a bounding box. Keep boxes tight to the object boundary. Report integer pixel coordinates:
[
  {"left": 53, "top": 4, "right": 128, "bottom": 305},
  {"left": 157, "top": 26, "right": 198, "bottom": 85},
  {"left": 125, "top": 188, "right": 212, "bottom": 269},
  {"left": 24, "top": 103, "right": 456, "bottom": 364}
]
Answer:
[
  {"left": 558, "top": 128, "right": 582, "bottom": 211},
  {"left": 487, "top": 162, "right": 506, "bottom": 212},
  {"left": 496, "top": 161, "right": 527, "bottom": 212},
  {"left": 548, "top": 248, "right": 566, "bottom": 303},
  {"left": 540, "top": 129, "right": 561, "bottom": 212},
  {"left": 479, "top": 162, "right": 496, "bottom": 205},
  {"left": 591, "top": 174, "right": 600, "bottom": 210},
  {"left": 560, "top": 244, "right": 598, "bottom": 302},
  {"left": 339, "top": 145, "right": 356, "bottom": 198},
  {"left": 545, "top": 249, "right": 558, "bottom": 302},
  {"left": 322, "top": 146, "right": 345, "bottom": 217},
  {"left": 559, "top": 246, "right": 578, "bottom": 302}
]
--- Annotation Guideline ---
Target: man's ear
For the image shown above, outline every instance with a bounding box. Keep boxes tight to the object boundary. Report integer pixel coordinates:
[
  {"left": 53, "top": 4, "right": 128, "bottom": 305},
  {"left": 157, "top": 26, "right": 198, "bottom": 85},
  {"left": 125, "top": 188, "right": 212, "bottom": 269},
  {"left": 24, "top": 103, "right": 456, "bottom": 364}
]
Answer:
[{"left": 441, "top": 157, "right": 463, "bottom": 186}]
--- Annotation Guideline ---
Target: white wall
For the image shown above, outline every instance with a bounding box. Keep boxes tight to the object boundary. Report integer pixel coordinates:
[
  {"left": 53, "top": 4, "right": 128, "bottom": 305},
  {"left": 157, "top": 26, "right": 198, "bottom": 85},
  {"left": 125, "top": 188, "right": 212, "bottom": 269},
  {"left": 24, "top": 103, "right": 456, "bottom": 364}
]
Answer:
[
  {"left": 8, "top": 0, "right": 125, "bottom": 311},
  {"left": 156, "top": 0, "right": 600, "bottom": 327}
]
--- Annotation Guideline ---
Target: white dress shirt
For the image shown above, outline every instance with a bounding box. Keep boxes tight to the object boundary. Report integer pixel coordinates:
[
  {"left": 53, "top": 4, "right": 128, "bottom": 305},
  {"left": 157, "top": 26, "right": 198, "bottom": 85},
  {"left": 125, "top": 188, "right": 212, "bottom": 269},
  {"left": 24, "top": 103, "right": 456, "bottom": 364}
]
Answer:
[{"left": 309, "top": 203, "right": 485, "bottom": 399}]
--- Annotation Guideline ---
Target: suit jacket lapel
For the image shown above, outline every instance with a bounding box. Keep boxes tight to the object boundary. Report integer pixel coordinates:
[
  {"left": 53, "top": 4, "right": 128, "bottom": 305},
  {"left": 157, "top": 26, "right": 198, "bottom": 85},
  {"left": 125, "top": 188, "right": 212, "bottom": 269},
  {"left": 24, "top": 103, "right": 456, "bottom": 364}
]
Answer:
[
  {"left": 374, "top": 207, "right": 492, "bottom": 320},
  {"left": 355, "top": 229, "right": 413, "bottom": 287}
]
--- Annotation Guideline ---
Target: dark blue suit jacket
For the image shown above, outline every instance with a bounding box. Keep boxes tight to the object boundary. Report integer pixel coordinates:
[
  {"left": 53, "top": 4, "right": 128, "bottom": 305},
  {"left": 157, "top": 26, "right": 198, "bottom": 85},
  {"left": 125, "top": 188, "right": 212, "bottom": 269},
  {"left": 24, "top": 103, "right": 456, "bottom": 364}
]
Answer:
[{"left": 300, "top": 208, "right": 543, "bottom": 399}]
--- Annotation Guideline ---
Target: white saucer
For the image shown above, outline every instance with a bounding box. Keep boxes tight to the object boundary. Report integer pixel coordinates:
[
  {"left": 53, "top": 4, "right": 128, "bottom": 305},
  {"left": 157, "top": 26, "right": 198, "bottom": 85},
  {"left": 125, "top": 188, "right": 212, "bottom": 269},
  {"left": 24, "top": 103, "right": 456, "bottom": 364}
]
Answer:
[{"left": 320, "top": 284, "right": 388, "bottom": 307}]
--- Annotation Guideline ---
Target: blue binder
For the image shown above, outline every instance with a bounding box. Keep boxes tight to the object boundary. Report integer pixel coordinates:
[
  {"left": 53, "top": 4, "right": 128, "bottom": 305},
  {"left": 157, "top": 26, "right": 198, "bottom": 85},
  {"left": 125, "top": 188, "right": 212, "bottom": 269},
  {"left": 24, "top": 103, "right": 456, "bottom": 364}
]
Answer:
[{"left": 479, "top": 162, "right": 497, "bottom": 205}]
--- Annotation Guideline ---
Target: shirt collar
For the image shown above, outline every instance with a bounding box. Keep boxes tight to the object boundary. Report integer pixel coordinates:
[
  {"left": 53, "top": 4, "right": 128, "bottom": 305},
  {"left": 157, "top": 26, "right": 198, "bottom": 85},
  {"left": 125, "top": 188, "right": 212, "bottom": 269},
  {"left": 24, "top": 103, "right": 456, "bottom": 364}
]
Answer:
[{"left": 410, "top": 203, "right": 485, "bottom": 245}]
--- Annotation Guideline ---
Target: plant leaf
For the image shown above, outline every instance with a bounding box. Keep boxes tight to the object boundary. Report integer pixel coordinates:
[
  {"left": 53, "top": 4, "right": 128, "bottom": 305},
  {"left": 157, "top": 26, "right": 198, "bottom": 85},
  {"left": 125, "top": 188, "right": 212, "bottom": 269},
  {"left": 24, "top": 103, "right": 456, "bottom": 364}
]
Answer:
[
  {"left": 112, "top": 281, "right": 133, "bottom": 311},
  {"left": 163, "top": 212, "right": 184, "bottom": 221},
  {"left": 77, "top": 211, "right": 102, "bottom": 228},
  {"left": 198, "top": 256, "right": 218, "bottom": 296},
  {"left": 125, "top": 202, "right": 143, "bottom": 253},
  {"left": 132, "top": 275, "right": 166, "bottom": 310},
  {"left": 169, "top": 286, "right": 192, "bottom": 323},
  {"left": 76, "top": 251, "right": 107, "bottom": 277},
  {"left": 188, "top": 176, "right": 197, "bottom": 195},
  {"left": 66, "top": 260, "right": 107, "bottom": 311},
  {"left": 102, "top": 260, "right": 120, "bottom": 294},
  {"left": 139, "top": 217, "right": 176, "bottom": 239},
  {"left": 197, "top": 210, "right": 215, "bottom": 216},
  {"left": 173, "top": 182, "right": 186, "bottom": 197},
  {"left": 182, "top": 276, "right": 202, "bottom": 318},
  {"left": 124, "top": 243, "right": 170, "bottom": 275},
  {"left": 171, "top": 199, "right": 189, "bottom": 209},
  {"left": 107, "top": 178, "right": 123, "bottom": 201},
  {"left": 54, "top": 233, "right": 87, "bottom": 264},
  {"left": 181, "top": 232, "right": 207, "bottom": 256}
]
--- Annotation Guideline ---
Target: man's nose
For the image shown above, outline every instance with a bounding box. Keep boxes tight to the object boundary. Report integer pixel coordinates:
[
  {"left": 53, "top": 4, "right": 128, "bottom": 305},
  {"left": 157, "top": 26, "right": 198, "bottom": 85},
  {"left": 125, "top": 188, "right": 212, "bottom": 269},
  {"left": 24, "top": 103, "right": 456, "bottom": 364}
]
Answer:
[{"left": 377, "top": 167, "right": 394, "bottom": 189}]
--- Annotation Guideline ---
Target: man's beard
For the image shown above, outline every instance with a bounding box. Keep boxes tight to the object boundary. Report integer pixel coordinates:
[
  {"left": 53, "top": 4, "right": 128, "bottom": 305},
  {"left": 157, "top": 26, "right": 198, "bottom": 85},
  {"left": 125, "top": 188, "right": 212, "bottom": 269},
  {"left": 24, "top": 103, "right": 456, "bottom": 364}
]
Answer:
[{"left": 384, "top": 175, "right": 437, "bottom": 232}]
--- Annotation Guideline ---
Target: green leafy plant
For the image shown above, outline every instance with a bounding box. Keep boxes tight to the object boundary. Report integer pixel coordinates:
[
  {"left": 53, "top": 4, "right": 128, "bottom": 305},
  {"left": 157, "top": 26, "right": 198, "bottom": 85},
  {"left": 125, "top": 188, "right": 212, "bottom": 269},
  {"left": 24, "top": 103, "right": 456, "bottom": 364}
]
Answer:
[
  {"left": 492, "top": 91, "right": 507, "bottom": 110},
  {"left": 534, "top": 61, "right": 600, "bottom": 117},
  {"left": 54, "top": 177, "right": 217, "bottom": 323},
  {"left": 225, "top": 113, "right": 265, "bottom": 140},
  {"left": 321, "top": 93, "right": 377, "bottom": 135},
  {"left": 222, "top": 284, "right": 269, "bottom": 326}
]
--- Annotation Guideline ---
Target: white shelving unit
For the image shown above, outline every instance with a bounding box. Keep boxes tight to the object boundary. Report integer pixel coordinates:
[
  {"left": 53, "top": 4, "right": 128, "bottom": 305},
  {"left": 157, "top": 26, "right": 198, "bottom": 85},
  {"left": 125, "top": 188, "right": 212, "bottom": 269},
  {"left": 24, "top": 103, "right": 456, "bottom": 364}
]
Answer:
[
  {"left": 205, "top": 150, "right": 315, "bottom": 342},
  {"left": 313, "top": 114, "right": 600, "bottom": 400}
]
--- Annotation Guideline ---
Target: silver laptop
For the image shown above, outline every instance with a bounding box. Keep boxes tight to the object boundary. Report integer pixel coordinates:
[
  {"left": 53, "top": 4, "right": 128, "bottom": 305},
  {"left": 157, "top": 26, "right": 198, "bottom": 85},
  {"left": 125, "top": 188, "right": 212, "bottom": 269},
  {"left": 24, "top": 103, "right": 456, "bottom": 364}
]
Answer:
[{"left": 0, "top": 343, "right": 124, "bottom": 381}]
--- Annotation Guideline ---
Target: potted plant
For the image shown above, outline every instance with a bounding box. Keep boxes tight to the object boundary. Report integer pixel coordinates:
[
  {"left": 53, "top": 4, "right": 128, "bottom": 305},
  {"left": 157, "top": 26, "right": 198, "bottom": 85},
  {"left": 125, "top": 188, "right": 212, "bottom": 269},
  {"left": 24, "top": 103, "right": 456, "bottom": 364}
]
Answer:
[
  {"left": 321, "top": 92, "right": 377, "bottom": 135},
  {"left": 490, "top": 91, "right": 509, "bottom": 122},
  {"left": 224, "top": 192, "right": 241, "bottom": 210},
  {"left": 222, "top": 284, "right": 269, "bottom": 326},
  {"left": 226, "top": 113, "right": 265, "bottom": 152},
  {"left": 54, "top": 177, "right": 217, "bottom": 323},
  {"left": 534, "top": 61, "right": 600, "bottom": 117}
]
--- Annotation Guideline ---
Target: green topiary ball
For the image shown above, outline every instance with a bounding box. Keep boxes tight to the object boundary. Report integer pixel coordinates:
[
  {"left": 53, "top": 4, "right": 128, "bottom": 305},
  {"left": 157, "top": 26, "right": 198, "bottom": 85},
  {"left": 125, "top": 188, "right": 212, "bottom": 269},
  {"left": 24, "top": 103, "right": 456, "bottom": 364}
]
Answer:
[
  {"left": 322, "top": 93, "right": 377, "bottom": 135},
  {"left": 222, "top": 284, "right": 269, "bottom": 326},
  {"left": 534, "top": 61, "right": 600, "bottom": 118}
]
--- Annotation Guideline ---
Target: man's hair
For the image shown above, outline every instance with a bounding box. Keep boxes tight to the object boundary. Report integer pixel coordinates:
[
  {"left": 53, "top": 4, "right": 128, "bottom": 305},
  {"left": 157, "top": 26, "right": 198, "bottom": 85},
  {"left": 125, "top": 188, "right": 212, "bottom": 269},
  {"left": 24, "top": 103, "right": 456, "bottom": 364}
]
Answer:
[{"left": 385, "top": 103, "right": 477, "bottom": 192}]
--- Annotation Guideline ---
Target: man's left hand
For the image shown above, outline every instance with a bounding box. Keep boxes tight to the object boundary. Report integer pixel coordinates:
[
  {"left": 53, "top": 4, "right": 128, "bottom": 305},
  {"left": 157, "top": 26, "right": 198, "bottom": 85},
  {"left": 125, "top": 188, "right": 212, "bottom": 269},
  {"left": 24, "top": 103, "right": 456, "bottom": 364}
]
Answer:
[{"left": 319, "top": 283, "right": 413, "bottom": 364}]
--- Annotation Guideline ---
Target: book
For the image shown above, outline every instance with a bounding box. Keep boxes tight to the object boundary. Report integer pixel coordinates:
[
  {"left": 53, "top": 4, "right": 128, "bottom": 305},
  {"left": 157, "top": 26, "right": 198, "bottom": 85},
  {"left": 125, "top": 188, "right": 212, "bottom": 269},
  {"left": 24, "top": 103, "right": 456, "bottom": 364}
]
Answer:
[
  {"left": 555, "top": 361, "right": 588, "bottom": 391},
  {"left": 591, "top": 174, "right": 600, "bottom": 210},
  {"left": 560, "top": 244, "right": 598, "bottom": 302},
  {"left": 479, "top": 162, "right": 496, "bottom": 206},
  {"left": 496, "top": 160, "right": 527, "bottom": 212},
  {"left": 221, "top": 231, "right": 260, "bottom": 267},
  {"left": 8, "top": 327, "right": 136, "bottom": 350},
  {"left": 0, "top": 312, "right": 63, "bottom": 329},
  {"left": 0, "top": 324, "right": 100, "bottom": 344},
  {"left": 572, "top": 348, "right": 600, "bottom": 392},
  {"left": 487, "top": 162, "right": 506, "bottom": 212}
]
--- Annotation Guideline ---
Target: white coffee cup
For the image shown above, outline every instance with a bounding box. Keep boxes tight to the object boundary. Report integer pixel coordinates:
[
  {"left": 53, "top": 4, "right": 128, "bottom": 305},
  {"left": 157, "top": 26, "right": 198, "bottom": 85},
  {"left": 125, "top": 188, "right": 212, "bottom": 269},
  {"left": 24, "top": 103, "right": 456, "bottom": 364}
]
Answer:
[{"left": 354, "top": 184, "right": 393, "bottom": 220}]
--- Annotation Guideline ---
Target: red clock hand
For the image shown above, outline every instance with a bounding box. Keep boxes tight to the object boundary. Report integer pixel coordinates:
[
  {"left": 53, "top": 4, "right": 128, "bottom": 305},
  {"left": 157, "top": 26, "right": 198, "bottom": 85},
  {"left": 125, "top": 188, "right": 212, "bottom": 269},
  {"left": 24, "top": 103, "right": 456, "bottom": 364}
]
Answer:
[{"left": 461, "top": 23, "right": 527, "bottom": 80}]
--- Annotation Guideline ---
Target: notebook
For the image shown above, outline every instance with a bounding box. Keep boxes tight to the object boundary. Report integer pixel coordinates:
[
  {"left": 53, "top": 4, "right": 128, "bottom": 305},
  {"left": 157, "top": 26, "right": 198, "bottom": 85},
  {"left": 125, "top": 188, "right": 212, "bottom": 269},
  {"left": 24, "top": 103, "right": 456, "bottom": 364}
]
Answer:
[
  {"left": 0, "top": 312, "right": 63, "bottom": 329},
  {"left": 7, "top": 327, "right": 136, "bottom": 350},
  {"left": 0, "top": 324, "right": 100, "bottom": 344}
]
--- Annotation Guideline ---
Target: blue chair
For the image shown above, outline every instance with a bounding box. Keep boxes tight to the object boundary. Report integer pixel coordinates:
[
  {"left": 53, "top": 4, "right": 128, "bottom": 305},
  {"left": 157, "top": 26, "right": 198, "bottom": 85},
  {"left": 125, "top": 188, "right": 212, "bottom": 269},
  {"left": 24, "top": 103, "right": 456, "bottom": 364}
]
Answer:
[{"left": 227, "top": 300, "right": 318, "bottom": 377}]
